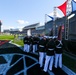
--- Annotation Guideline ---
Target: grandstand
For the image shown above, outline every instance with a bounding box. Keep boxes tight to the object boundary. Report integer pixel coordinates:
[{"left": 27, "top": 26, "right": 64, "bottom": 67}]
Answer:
[
  {"left": 22, "top": 23, "right": 39, "bottom": 35},
  {"left": 22, "top": 23, "right": 45, "bottom": 35}
]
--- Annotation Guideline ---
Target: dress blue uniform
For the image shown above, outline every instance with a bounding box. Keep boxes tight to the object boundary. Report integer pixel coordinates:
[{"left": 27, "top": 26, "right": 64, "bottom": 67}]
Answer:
[
  {"left": 32, "top": 36, "right": 39, "bottom": 53},
  {"left": 54, "top": 40, "right": 63, "bottom": 68},
  {"left": 38, "top": 36, "right": 47, "bottom": 68},
  {"left": 23, "top": 36, "right": 32, "bottom": 53},
  {"left": 43, "top": 38, "right": 55, "bottom": 72}
]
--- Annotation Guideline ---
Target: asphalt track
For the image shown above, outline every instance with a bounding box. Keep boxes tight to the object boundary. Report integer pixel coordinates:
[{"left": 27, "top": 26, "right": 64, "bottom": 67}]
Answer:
[{"left": 0, "top": 41, "right": 68, "bottom": 75}]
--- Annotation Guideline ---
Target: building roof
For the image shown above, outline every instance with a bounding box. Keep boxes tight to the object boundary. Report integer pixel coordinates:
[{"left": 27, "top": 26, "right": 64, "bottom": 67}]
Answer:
[
  {"left": 23, "top": 23, "right": 39, "bottom": 30},
  {"left": 36, "top": 25, "right": 45, "bottom": 30}
]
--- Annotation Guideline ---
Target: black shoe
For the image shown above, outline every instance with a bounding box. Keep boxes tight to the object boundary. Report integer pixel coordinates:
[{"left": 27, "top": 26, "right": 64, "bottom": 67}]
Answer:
[
  {"left": 49, "top": 70, "right": 52, "bottom": 72},
  {"left": 41, "top": 70, "right": 49, "bottom": 75}
]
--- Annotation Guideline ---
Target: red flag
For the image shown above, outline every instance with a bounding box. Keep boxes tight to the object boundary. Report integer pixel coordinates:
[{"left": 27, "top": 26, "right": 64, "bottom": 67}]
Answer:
[
  {"left": 57, "top": 1, "right": 67, "bottom": 16},
  {"left": 58, "top": 26, "right": 62, "bottom": 40}
]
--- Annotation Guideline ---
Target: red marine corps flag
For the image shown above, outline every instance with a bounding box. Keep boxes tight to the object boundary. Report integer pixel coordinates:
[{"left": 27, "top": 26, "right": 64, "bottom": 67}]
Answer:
[{"left": 57, "top": 26, "right": 62, "bottom": 40}]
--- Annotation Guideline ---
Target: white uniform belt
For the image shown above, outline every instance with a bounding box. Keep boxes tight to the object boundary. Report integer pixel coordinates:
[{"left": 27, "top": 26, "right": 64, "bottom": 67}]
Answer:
[
  {"left": 48, "top": 49, "right": 54, "bottom": 51},
  {"left": 39, "top": 45, "right": 44, "bottom": 47},
  {"left": 56, "top": 47, "right": 61, "bottom": 48}
]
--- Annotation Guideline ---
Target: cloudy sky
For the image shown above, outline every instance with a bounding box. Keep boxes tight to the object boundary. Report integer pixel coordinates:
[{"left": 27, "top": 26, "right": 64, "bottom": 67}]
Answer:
[{"left": 0, "top": 0, "right": 74, "bottom": 32}]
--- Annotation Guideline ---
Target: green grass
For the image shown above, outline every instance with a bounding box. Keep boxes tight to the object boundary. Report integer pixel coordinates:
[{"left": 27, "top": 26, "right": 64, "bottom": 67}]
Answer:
[
  {"left": 0, "top": 35, "right": 14, "bottom": 40},
  {"left": 0, "top": 34, "right": 24, "bottom": 46},
  {"left": 12, "top": 39, "right": 24, "bottom": 46}
]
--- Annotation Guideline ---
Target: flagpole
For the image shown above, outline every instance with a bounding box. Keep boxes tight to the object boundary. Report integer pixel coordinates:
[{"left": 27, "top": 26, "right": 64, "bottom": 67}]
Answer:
[
  {"left": 53, "top": 7, "right": 56, "bottom": 37},
  {"left": 45, "top": 14, "right": 47, "bottom": 35}
]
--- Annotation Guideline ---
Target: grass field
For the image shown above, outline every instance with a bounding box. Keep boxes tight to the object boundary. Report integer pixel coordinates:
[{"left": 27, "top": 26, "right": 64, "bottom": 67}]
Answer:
[
  {"left": 0, "top": 34, "right": 14, "bottom": 40},
  {"left": 0, "top": 34, "right": 24, "bottom": 46}
]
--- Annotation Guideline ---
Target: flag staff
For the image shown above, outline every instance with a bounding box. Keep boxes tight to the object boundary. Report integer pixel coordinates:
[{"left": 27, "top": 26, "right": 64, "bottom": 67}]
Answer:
[
  {"left": 53, "top": 7, "right": 57, "bottom": 37},
  {"left": 44, "top": 14, "right": 47, "bottom": 35}
]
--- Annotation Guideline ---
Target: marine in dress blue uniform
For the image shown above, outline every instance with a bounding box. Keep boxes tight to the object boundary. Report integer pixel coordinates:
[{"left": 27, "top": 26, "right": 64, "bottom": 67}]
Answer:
[
  {"left": 43, "top": 38, "right": 55, "bottom": 72},
  {"left": 54, "top": 39, "right": 63, "bottom": 68},
  {"left": 38, "top": 36, "right": 47, "bottom": 68}
]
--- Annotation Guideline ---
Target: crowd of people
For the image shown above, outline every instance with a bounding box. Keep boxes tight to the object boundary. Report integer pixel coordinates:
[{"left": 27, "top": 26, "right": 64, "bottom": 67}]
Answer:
[{"left": 23, "top": 34, "right": 63, "bottom": 73}]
